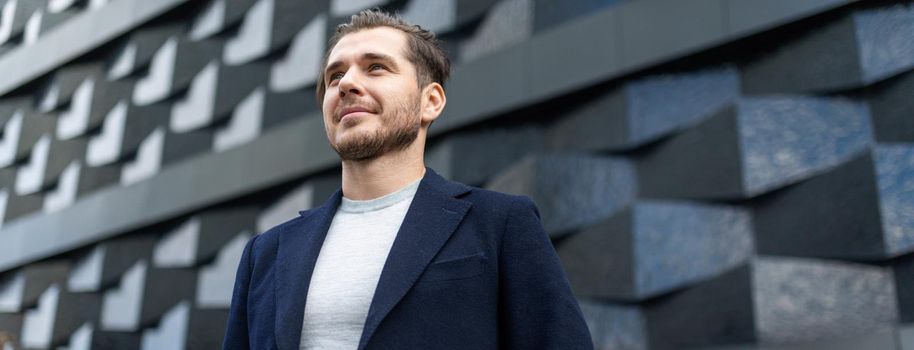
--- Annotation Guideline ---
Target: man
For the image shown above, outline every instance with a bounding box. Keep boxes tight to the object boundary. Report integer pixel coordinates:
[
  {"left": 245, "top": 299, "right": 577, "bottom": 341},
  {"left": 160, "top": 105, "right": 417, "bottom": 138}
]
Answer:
[{"left": 222, "top": 9, "right": 593, "bottom": 350}]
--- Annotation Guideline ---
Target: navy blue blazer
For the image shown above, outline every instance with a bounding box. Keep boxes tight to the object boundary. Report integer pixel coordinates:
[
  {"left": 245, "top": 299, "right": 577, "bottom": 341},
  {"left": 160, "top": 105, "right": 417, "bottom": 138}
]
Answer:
[{"left": 222, "top": 168, "right": 593, "bottom": 349}]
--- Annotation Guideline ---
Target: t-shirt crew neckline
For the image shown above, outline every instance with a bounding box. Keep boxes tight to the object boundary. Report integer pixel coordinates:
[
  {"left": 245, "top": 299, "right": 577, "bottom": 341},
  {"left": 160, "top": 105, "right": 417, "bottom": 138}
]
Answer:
[{"left": 339, "top": 178, "right": 422, "bottom": 213}]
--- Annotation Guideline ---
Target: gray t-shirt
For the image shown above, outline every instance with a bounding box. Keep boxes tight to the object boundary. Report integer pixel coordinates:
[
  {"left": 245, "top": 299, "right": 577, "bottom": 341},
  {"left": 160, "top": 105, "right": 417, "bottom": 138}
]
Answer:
[{"left": 299, "top": 179, "right": 420, "bottom": 350}]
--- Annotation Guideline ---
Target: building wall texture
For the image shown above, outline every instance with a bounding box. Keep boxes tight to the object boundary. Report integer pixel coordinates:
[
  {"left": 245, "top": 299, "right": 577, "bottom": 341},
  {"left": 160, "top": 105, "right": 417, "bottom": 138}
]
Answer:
[{"left": 0, "top": 0, "right": 912, "bottom": 349}]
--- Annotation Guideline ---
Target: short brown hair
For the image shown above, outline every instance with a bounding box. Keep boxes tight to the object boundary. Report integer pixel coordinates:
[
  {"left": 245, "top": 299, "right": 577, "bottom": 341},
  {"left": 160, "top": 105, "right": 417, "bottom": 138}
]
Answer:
[{"left": 315, "top": 9, "right": 450, "bottom": 105}]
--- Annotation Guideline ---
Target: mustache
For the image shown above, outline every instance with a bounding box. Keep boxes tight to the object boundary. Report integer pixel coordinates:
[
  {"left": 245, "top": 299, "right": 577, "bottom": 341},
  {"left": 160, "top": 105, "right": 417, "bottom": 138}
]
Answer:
[{"left": 334, "top": 97, "right": 380, "bottom": 122}]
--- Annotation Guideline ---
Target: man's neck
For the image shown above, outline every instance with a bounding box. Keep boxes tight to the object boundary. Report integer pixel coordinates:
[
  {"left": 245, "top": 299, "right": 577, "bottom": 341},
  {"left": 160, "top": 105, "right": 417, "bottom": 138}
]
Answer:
[{"left": 340, "top": 145, "right": 426, "bottom": 201}]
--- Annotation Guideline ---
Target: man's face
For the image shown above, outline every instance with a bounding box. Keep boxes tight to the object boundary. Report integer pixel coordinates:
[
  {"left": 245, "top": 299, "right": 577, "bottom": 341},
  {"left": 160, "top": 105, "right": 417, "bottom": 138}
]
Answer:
[{"left": 321, "top": 27, "right": 423, "bottom": 161}]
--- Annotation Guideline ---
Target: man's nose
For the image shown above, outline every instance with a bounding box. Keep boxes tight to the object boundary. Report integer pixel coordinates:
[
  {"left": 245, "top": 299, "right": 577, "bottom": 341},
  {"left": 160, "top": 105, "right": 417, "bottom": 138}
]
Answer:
[{"left": 338, "top": 70, "right": 363, "bottom": 97}]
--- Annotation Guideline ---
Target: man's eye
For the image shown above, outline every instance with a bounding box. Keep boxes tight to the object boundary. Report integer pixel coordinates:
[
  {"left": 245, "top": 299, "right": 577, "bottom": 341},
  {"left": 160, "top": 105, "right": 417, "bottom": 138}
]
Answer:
[
  {"left": 369, "top": 64, "right": 386, "bottom": 71},
  {"left": 328, "top": 72, "right": 343, "bottom": 82}
]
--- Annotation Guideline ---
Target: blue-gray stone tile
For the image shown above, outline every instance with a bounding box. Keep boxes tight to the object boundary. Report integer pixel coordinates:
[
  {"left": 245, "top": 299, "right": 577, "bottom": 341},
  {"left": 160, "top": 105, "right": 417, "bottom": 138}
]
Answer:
[
  {"left": 559, "top": 200, "right": 753, "bottom": 301},
  {"left": 486, "top": 153, "right": 637, "bottom": 237},
  {"left": 578, "top": 299, "right": 647, "bottom": 350},
  {"left": 532, "top": 0, "right": 621, "bottom": 34},
  {"left": 549, "top": 66, "right": 740, "bottom": 152},
  {"left": 646, "top": 257, "right": 898, "bottom": 348},
  {"left": 875, "top": 144, "right": 914, "bottom": 256},
  {"left": 639, "top": 96, "right": 873, "bottom": 200},
  {"left": 458, "top": 0, "right": 533, "bottom": 63},
  {"left": 427, "top": 125, "right": 544, "bottom": 186},
  {"left": 868, "top": 70, "right": 914, "bottom": 142},
  {"left": 754, "top": 145, "right": 914, "bottom": 260},
  {"left": 742, "top": 4, "right": 914, "bottom": 94}
]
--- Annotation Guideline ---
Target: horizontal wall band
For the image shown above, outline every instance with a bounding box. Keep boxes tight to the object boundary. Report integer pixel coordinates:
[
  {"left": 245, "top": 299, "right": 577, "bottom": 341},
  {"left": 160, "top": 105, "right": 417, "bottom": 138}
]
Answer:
[
  {"left": 0, "top": 0, "right": 856, "bottom": 272},
  {"left": 0, "top": 0, "right": 190, "bottom": 97}
]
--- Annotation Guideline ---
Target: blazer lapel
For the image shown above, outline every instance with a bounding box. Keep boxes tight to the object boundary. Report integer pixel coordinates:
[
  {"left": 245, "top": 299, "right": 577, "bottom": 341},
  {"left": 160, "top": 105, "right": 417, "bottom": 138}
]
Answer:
[
  {"left": 357, "top": 169, "right": 472, "bottom": 350},
  {"left": 274, "top": 190, "right": 341, "bottom": 350}
]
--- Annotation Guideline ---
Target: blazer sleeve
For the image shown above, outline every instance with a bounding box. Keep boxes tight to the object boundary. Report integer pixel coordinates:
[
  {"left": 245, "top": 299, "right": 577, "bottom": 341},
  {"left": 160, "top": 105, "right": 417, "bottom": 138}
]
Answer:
[
  {"left": 222, "top": 235, "right": 257, "bottom": 350},
  {"left": 498, "top": 196, "right": 594, "bottom": 350}
]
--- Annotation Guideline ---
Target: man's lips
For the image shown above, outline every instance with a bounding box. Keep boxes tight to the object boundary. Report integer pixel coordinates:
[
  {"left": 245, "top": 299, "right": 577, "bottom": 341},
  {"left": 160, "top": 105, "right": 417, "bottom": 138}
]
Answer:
[{"left": 338, "top": 106, "right": 375, "bottom": 122}]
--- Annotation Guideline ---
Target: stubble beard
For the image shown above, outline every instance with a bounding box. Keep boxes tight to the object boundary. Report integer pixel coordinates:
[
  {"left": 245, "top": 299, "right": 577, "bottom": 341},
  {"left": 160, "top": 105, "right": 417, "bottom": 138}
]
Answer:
[{"left": 330, "top": 95, "right": 422, "bottom": 161}]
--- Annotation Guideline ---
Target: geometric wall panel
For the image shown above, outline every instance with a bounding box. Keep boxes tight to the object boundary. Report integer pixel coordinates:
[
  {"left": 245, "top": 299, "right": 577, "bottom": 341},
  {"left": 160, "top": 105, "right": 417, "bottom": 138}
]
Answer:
[
  {"left": 742, "top": 5, "right": 914, "bottom": 94},
  {"left": 427, "top": 125, "right": 543, "bottom": 186},
  {"left": 486, "top": 153, "right": 637, "bottom": 237},
  {"left": 559, "top": 200, "right": 753, "bottom": 301},
  {"left": 196, "top": 232, "right": 251, "bottom": 308},
  {"left": 639, "top": 96, "right": 873, "bottom": 200},
  {"left": 268, "top": 14, "right": 326, "bottom": 92},
  {"left": 646, "top": 257, "right": 897, "bottom": 348},
  {"left": 868, "top": 70, "right": 914, "bottom": 143},
  {"left": 754, "top": 144, "right": 914, "bottom": 260},
  {"left": 400, "top": 0, "right": 456, "bottom": 35},
  {"left": 459, "top": 0, "right": 533, "bottom": 63},
  {"left": 548, "top": 66, "right": 740, "bottom": 152},
  {"left": 223, "top": 0, "right": 272, "bottom": 66},
  {"left": 153, "top": 206, "right": 257, "bottom": 268},
  {"left": 578, "top": 299, "right": 647, "bottom": 350}
]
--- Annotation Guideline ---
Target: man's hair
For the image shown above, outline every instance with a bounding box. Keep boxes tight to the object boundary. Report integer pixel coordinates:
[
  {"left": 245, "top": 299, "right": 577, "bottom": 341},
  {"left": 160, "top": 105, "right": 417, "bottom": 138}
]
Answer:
[{"left": 315, "top": 9, "right": 450, "bottom": 104}]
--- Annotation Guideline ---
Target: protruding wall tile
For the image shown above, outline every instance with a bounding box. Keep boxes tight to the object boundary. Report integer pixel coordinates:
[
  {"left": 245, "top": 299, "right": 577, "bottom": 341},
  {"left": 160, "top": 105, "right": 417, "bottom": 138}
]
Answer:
[
  {"left": 107, "top": 42, "right": 137, "bottom": 81},
  {"left": 139, "top": 267, "right": 195, "bottom": 327},
  {"left": 100, "top": 261, "right": 145, "bottom": 332},
  {"left": 261, "top": 87, "right": 318, "bottom": 129},
  {"left": 86, "top": 101, "right": 127, "bottom": 167},
  {"left": 639, "top": 96, "right": 873, "bottom": 200},
  {"left": 559, "top": 200, "right": 753, "bottom": 301},
  {"left": 140, "top": 301, "right": 189, "bottom": 350},
  {"left": 189, "top": 0, "right": 226, "bottom": 41},
  {"left": 269, "top": 14, "right": 326, "bottom": 92},
  {"left": 154, "top": 207, "right": 257, "bottom": 268},
  {"left": 0, "top": 273, "right": 25, "bottom": 313},
  {"left": 153, "top": 219, "right": 201, "bottom": 268},
  {"left": 549, "top": 66, "right": 740, "bottom": 152},
  {"left": 213, "top": 87, "right": 264, "bottom": 152},
  {"left": 196, "top": 232, "right": 251, "bottom": 308},
  {"left": 223, "top": 0, "right": 272, "bottom": 65},
  {"left": 401, "top": 0, "right": 457, "bottom": 33},
  {"left": 645, "top": 257, "right": 897, "bottom": 348},
  {"left": 754, "top": 144, "right": 914, "bottom": 260},
  {"left": 742, "top": 5, "right": 914, "bottom": 94},
  {"left": 330, "top": 0, "right": 387, "bottom": 17},
  {"left": 486, "top": 153, "right": 637, "bottom": 237},
  {"left": 20, "top": 285, "right": 60, "bottom": 349},
  {"left": 42, "top": 160, "right": 80, "bottom": 213},
  {"left": 427, "top": 126, "right": 543, "bottom": 186},
  {"left": 579, "top": 300, "right": 647, "bottom": 350},
  {"left": 170, "top": 61, "right": 219, "bottom": 133},
  {"left": 120, "top": 127, "right": 164, "bottom": 187},
  {"left": 66, "top": 246, "right": 105, "bottom": 293},
  {"left": 109, "top": 23, "right": 183, "bottom": 81},
  {"left": 868, "top": 71, "right": 914, "bottom": 143},
  {"left": 0, "top": 111, "right": 23, "bottom": 168},
  {"left": 256, "top": 182, "right": 313, "bottom": 233},
  {"left": 459, "top": 0, "right": 533, "bottom": 62},
  {"left": 132, "top": 38, "right": 178, "bottom": 106},
  {"left": 15, "top": 134, "right": 51, "bottom": 195}
]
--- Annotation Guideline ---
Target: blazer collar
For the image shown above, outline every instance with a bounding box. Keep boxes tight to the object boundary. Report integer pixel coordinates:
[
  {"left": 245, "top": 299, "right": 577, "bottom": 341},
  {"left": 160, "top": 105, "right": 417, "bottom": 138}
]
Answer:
[{"left": 274, "top": 168, "right": 472, "bottom": 350}]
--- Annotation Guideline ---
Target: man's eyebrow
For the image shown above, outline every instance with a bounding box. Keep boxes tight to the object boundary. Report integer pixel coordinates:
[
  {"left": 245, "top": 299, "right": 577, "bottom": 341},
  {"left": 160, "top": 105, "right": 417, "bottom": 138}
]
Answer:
[{"left": 324, "top": 52, "right": 399, "bottom": 75}]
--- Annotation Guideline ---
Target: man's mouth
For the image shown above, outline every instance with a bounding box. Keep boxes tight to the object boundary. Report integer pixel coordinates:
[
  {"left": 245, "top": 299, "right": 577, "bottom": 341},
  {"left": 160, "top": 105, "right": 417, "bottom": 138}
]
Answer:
[{"left": 338, "top": 106, "right": 375, "bottom": 122}]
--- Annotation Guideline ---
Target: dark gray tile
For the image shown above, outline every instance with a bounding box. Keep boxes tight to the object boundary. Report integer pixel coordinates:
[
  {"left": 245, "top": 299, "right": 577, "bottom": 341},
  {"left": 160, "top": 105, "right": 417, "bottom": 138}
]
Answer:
[
  {"left": 646, "top": 257, "right": 897, "bottom": 348},
  {"left": 486, "top": 152, "right": 637, "bottom": 237},
  {"left": 559, "top": 200, "right": 753, "bottom": 301},
  {"left": 638, "top": 96, "right": 872, "bottom": 200}
]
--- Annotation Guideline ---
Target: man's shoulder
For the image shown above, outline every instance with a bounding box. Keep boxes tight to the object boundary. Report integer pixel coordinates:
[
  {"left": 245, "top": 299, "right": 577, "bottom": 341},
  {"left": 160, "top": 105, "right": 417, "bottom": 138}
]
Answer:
[{"left": 251, "top": 214, "right": 310, "bottom": 250}]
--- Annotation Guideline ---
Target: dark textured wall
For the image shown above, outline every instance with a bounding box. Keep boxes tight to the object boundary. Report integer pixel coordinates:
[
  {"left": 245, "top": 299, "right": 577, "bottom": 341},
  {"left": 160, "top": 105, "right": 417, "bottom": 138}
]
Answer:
[{"left": 0, "top": 0, "right": 912, "bottom": 349}]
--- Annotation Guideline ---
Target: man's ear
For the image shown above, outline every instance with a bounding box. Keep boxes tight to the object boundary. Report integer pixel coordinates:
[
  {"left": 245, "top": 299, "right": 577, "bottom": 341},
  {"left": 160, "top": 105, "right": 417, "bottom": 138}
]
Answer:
[{"left": 420, "top": 82, "right": 446, "bottom": 126}]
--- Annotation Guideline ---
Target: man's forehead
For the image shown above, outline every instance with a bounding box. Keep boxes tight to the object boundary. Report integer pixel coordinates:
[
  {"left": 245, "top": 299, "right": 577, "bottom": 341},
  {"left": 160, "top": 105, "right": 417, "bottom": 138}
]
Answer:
[{"left": 326, "top": 27, "right": 409, "bottom": 65}]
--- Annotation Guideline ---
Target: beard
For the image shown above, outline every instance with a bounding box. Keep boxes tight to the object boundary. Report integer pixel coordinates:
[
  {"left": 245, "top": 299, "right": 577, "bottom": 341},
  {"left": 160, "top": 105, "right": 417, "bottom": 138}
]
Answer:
[{"left": 329, "top": 94, "right": 422, "bottom": 161}]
